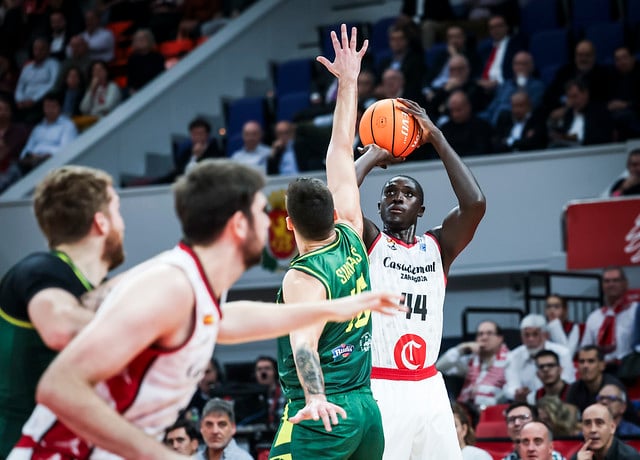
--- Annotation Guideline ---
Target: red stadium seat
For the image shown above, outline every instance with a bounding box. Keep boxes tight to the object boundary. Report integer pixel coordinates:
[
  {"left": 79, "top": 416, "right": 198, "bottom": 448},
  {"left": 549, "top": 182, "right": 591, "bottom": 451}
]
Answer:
[
  {"left": 479, "top": 403, "right": 510, "bottom": 423},
  {"left": 475, "top": 421, "right": 509, "bottom": 439}
]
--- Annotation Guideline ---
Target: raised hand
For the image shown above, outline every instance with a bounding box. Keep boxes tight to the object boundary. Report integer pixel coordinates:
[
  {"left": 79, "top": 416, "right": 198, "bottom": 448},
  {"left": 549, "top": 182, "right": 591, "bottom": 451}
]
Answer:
[{"left": 316, "top": 24, "right": 368, "bottom": 82}]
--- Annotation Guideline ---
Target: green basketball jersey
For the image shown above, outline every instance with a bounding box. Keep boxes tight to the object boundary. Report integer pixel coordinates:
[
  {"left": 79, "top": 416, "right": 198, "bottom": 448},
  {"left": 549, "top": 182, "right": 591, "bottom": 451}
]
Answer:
[
  {"left": 277, "top": 223, "right": 372, "bottom": 401},
  {"left": 0, "top": 252, "right": 91, "bottom": 457}
]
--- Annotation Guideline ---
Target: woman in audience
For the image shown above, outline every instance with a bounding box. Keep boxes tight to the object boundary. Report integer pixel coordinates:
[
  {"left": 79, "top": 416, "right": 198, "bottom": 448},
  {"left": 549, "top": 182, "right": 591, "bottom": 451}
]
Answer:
[
  {"left": 452, "top": 403, "right": 493, "bottom": 460},
  {"left": 79, "top": 60, "right": 122, "bottom": 121},
  {"left": 544, "top": 294, "right": 583, "bottom": 358},
  {"left": 536, "top": 395, "right": 580, "bottom": 438},
  {"left": 59, "top": 66, "right": 85, "bottom": 118}
]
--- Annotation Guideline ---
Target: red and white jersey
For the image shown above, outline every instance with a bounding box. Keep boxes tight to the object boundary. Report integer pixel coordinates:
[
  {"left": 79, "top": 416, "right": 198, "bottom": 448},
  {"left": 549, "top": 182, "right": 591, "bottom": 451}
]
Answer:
[
  {"left": 369, "top": 232, "right": 446, "bottom": 376},
  {"left": 10, "top": 243, "right": 221, "bottom": 460}
]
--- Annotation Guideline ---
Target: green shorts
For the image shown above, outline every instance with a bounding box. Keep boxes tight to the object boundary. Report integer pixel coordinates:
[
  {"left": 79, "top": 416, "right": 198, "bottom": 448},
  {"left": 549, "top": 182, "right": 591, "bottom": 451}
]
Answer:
[{"left": 269, "top": 387, "right": 384, "bottom": 460}]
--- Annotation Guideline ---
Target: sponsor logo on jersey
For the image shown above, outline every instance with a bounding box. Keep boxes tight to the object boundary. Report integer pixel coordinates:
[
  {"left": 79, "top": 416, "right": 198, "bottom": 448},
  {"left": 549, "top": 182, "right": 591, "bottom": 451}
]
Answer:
[
  {"left": 359, "top": 331, "right": 372, "bottom": 352},
  {"left": 393, "top": 334, "right": 427, "bottom": 370},
  {"left": 385, "top": 237, "right": 397, "bottom": 250},
  {"left": 331, "top": 343, "right": 355, "bottom": 360},
  {"left": 419, "top": 241, "right": 427, "bottom": 252},
  {"left": 203, "top": 314, "right": 215, "bottom": 325}
]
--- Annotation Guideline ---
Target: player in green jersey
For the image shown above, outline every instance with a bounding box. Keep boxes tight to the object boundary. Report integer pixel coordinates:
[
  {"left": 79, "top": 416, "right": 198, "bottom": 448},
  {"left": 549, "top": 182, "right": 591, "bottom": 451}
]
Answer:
[
  {"left": 269, "top": 24, "right": 391, "bottom": 460},
  {"left": 0, "top": 166, "right": 125, "bottom": 456}
]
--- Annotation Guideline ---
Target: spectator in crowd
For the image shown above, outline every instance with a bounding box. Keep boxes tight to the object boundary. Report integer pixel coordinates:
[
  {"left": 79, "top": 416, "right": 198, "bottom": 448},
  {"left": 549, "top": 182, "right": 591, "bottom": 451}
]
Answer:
[
  {"left": 197, "top": 398, "right": 253, "bottom": 460},
  {"left": 544, "top": 294, "right": 583, "bottom": 358},
  {"left": 164, "top": 419, "right": 200, "bottom": 457},
  {"left": 607, "top": 46, "right": 640, "bottom": 141},
  {"left": 502, "top": 403, "right": 566, "bottom": 460},
  {"left": 437, "top": 320, "right": 509, "bottom": 411},
  {"left": 18, "top": 91, "right": 77, "bottom": 174},
  {"left": 596, "top": 383, "right": 640, "bottom": 437},
  {"left": 79, "top": 60, "right": 121, "bottom": 121},
  {"left": 452, "top": 403, "right": 492, "bottom": 460},
  {"left": 267, "top": 120, "right": 298, "bottom": 176},
  {"left": 0, "top": 95, "right": 30, "bottom": 193},
  {"left": 376, "top": 23, "right": 425, "bottom": 103},
  {"left": 80, "top": 9, "right": 114, "bottom": 62},
  {"left": 566, "top": 345, "right": 625, "bottom": 413},
  {"left": 48, "top": 10, "right": 71, "bottom": 61},
  {"left": 476, "top": 15, "right": 524, "bottom": 92},
  {"left": 581, "top": 267, "right": 639, "bottom": 370},
  {"left": 15, "top": 37, "right": 60, "bottom": 124},
  {"left": 536, "top": 396, "right": 580, "bottom": 438},
  {"left": 530, "top": 350, "right": 571, "bottom": 404},
  {"left": 398, "top": 0, "right": 455, "bottom": 49},
  {"left": 504, "top": 314, "right": 575, "bottom": 402},
  {"left": 548, "top": 79, "right": 613, "bottom": 148},
  {"left": 183, "top": 356, "right": 224, "bottom": 424},
  {"left": 376, "top": 67, "right": 407, "bottom": 100},
  {"left": 481, "top": 51, "right": 545, "bottom": 126},
  {"left": 609, "top": 149, "right": 640, "bottom": 197},
  {"left": 254, "top": 355, "right": 285, "bottom": 428},
  {"left": 0, "top": 53, "right": 19, "bottom": 98},
  {"left": 357, "top": 68, "right": 377, "bottom": 109},
  {"left": 148, "top": 0, "right": 182, "bottom": 44},
  {"left": 440, "top": 90, "right": 493, "bottom": 156},
  {"left": 230, "top": 120, "right": 271, "bottom": 175},
  {"left": 48, "top": 0, "right": 86, "bottom": 37},
  {"left": 424, "top": 25, "right": 480, "bottom": 92},
  {"left": 543, "top": 40, "right": 609, "bottom": 118},
  {"left": 58, "top": 35, "right": 91, "bottom": 88},
  {"left": 517, "top": 421, "right": 557, "bottom": 460},
  {"left": 126, "top": 28, "right": 165, "bottom": 96},
  {"left": 177, "top": 0, "right": 222, "bottom": 39},
  {"left": 570, "top": 404, "right": 640, "bottom": 460},
  {"left": 58, "top": 65, "right": 85, "bottom": 118},
  {"left": 492, "top": 90, "right": 547, "bottom": 153},
  {"left": 427, "top": 54, "right": 489, "bottom": 124}
]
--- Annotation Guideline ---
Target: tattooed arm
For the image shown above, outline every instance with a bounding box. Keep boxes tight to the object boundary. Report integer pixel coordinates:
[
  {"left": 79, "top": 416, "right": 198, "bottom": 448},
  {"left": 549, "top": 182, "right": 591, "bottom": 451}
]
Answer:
[{"left": 282, "top": 269, "right": 347, "bottom": 431}]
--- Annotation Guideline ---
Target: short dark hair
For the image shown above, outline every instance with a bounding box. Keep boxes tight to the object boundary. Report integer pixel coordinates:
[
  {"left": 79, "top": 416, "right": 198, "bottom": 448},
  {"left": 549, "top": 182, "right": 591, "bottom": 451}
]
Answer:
[
  {"left": 565, "top": 78, "right": 588, "bottom": 94},
  {"left": 189, "top": 117, "right": 211, "bottom": 133},
  {"left": 43, "top": 90, "right": 63, "bottom": 105},
  {"left": 534, "top": 349, "right": 559, "bottom": 365},
  {"left": 506, "top": 402, "right": 538, "bottom": 420},
  {"left": 478, "top": 320, "right": 503, "bottom": 336},
  {"left": 286, "top": 177, "right": 335, "bottom": 240},
  {"left": 164, "top": 419, "right": 198, "bottom": 441},
  {"left": 202, "top": 398, "right": 236, "bottom": 424},
  {"left": 255, "top": 355, "right": 277, "bottom": 369},
  {"left": 578, "top": 345, "right": 604, "bottom": 362},
  {"left": 173, "top": 159, "right": 265, "bottom": 245},
  {"left": 546, "top": 293, "right": 567, "bottom": 309}
]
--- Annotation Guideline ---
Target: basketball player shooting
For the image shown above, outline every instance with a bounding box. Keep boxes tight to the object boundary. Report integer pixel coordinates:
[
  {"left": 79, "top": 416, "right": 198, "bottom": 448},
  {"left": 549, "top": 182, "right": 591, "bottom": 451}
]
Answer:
[{"left": 354, "top": 98, "right": 486, "bottom": 460}]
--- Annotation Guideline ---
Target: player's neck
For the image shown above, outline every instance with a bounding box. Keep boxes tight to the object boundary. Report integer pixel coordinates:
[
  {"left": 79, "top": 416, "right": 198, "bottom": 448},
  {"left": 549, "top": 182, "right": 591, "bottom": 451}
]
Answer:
[
  {"left": 383, "top": 224, "right": 417, "bottom": 244},
  {"left": 296, "top": 229, "right": 336, "bottom": 255},
  {"left": 54, "top": 242, "right": 109, "bottom": 287},
  {"left": 188, "top": 243, "right": 245, "bottom": 298}
]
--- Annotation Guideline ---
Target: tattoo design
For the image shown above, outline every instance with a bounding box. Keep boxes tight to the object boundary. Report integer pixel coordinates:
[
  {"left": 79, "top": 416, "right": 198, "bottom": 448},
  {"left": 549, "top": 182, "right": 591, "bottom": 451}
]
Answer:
[{"left": 295, "top": 346, "right": 325, "bottom": 395}]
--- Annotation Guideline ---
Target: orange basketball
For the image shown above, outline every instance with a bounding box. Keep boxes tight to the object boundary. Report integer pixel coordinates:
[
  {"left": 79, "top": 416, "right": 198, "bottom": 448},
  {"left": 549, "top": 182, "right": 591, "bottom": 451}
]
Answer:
[{"left": 359, "top": 98, "right": 421, "bottom": 158}]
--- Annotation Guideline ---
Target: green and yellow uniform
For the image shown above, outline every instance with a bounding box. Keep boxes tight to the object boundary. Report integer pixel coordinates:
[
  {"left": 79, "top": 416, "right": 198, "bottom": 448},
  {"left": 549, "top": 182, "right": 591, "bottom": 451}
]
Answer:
[
  {"left": 0, "top": 251, "right": 92, "bottom": 457},
  {"left": 270, "top": 223, "right": 384, "bottom": 460}
]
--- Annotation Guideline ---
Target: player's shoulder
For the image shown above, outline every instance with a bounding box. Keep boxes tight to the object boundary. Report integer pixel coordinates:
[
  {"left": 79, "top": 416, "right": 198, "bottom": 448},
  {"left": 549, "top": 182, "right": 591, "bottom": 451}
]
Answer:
[{"left": 11, "top": 252, "right": 65, "bottom": 275}]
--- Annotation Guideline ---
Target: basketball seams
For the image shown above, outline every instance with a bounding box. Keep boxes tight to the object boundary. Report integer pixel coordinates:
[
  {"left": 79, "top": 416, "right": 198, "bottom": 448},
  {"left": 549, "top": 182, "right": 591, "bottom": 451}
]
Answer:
[{"left": 390, "top": 99, "right": 397, "bottom": 157}]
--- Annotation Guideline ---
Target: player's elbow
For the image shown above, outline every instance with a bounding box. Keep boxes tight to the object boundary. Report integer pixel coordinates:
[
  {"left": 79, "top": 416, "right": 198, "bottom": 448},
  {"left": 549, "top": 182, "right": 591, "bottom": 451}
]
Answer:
[{"left": 36, "top": 367, "right": 61, "bottom": 408}]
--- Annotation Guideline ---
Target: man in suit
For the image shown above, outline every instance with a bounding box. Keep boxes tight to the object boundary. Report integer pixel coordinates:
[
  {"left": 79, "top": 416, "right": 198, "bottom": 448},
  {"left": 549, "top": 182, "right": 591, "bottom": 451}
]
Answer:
[
  {"left": 493, "top": 91, "right": 547, "bottom": 152},
  {"left": 477, "top": 15, "right": 524, "bottom": 92}
]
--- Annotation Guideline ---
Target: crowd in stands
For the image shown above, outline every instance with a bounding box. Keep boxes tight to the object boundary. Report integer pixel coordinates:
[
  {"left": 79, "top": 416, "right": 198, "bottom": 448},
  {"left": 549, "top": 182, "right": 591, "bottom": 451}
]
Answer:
[{"left": 0, "top": 0, "right": 255, "bottom": 193}]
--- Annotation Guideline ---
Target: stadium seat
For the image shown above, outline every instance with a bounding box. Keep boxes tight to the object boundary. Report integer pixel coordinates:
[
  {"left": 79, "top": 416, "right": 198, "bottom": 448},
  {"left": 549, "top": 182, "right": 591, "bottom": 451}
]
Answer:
[
  {"left": 553, "top": 439, "right": 582, "bottom": 459},
  {"left": 224, "top": 96, "right": 267, "bottom": 140},
  {"left": 158, "top": 39, "right": 195, "bottom": 59},
  {"left": 474, "top": 440, "right": 512, "bottom": 460},
  {"left": 529, "top": 28, "right": 570, "bottom": 73},
  {"left": 625, "top": 0, "right": 640, "bottom": 26},
  {"left": 475, "top": 421, "right": 509, "bottom": 439},
  {"left": 276, "top": 91, "right": 311, "bottom": 122},
  {"left": 570, "top": 0, "right": 612, "bottom": 33},
  {"left": 479, "top": 403, "right": 510, "bottom": 424},
  {"left": 584, "top": 22, "right": 624, "bottom": 65},
  {"left": 540, "top": 64, "right": 561, "bottom": 86},
  {"left": 519, "top": 0, "right": 561, "bottom": 39},
  {"left": 273, "top": 58, "right": 313, "bottom": 97},
  {"left": 424, "top": 42, "right": 447, "bottom": 69}
]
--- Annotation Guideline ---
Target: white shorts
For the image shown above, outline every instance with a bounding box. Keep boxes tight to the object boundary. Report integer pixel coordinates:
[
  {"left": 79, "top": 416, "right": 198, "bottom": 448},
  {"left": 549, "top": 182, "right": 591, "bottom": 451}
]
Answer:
[{"left": 371, "top": 371, "right": 462, "bottom": 460}]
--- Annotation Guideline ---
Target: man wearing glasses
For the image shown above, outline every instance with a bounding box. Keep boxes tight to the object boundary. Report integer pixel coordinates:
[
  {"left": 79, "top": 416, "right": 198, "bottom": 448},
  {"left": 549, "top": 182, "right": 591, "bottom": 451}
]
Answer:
[
  {"left": 596, "top": 384, "right": 640, "bottom": 436},
  {"left": 501, "top": 403, "right": 565, "bottom": 460},
  {"left": 529, "top": 350, "right": 570, "bottom": 404},
  {"left": 437, "top": 320, "right": 510, "bottom": 411}
]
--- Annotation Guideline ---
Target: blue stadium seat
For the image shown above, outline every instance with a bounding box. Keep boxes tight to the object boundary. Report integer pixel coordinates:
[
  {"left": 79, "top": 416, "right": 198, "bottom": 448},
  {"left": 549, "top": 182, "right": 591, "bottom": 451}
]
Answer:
[
  {"left": 274, "top": 58, "right": 313, "bottom": 97},
  {"left": 519, "top": 0, "right": 561, "bottom": 39},
  {"left": 276, "top": 91, "right": 311, "bottom": 122},
  {"left": 570, "top": 0, "right": 612, "bottom": 34},
  {"left": 529, "top": 28, "right": 569, "bottom": 73},
  {"left": 224, "top": 96, "right": 267, "bottom": 141},
  {"left": 424, "top": 42, "right": 447, "bottom": 69},
  {"left": 584, "top": 22, "right": 624, "bottom": 65},
  {"left": 540, "top": 64, "right": 561, "bottom": 86},
  {"left": 625, "top": 0, "right": 640, "bottom": 25},
  {"left": 225, "top": 132, "right": 244, "bottom": 157}
]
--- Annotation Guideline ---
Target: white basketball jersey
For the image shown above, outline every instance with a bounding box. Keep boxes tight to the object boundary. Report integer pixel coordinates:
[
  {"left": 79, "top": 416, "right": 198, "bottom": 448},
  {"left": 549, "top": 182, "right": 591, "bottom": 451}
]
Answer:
[
  {"left": 10, "top": 243, "right": 221, "bottom": 460},
  {"left": 369, "top": 232, "right": 446, "bottom": 371}
]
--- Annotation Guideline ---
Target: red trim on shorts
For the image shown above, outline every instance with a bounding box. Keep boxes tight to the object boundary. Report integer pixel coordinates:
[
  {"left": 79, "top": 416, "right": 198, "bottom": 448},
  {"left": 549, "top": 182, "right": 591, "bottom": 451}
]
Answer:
[
  {"left": 371, "top": 365, "right": 437, "bottom": 381},
  {"left": 15, "top": 435, "right": 37, "bottom": 448}
]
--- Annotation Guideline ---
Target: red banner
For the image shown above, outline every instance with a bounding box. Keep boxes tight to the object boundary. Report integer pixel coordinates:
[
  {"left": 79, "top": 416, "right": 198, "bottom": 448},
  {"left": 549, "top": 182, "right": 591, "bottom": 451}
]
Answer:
[{"left": 566, "top": 198, "right": 640, "bottom": 269}]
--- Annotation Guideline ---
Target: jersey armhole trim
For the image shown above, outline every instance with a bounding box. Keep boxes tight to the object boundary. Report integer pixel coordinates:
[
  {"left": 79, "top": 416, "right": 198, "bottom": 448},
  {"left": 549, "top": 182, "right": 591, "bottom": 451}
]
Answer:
[{"left": 0, "top": 305, "right": 34, "bottom": 329}]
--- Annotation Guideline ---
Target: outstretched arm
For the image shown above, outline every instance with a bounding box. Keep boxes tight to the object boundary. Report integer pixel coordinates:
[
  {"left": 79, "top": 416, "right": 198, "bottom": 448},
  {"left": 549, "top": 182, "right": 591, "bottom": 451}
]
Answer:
[
  {"left": 397, "top": 98, "right": 486, "bottom": 275},
  {"left": 280, "top": 270, "right": 347, "bottom": 432},
  {"left": 317, "top": 24, "right": 368, "bottom": 235}
]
